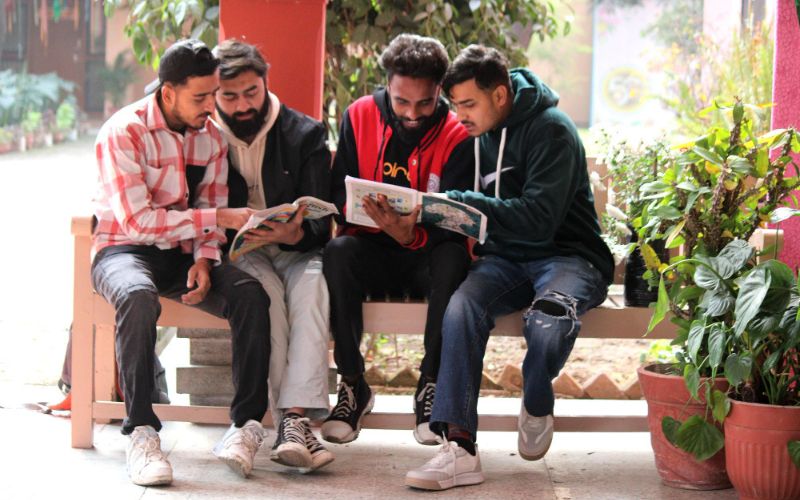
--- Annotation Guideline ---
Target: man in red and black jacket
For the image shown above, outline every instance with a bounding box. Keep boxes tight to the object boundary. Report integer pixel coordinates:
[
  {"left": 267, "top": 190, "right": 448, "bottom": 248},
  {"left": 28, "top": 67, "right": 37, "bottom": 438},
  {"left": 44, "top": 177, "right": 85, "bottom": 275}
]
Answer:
[{"left": 322, "top": 33, "right": 474, "bottom": 447}]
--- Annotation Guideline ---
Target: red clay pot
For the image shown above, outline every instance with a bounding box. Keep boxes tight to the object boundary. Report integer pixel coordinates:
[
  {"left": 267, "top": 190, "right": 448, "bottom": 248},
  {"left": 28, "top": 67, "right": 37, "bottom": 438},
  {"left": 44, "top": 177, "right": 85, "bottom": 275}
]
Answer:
[
  {"left": 637, "top": 364, "right": 732, "bottom": 490},
  {"left": 725, "top": 399, "right": 800, "bottom": 500}
]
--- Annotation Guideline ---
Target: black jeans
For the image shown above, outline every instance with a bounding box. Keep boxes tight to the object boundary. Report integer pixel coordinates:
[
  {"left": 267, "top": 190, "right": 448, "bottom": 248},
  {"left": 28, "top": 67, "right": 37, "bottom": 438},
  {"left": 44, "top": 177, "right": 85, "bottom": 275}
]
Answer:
[
  {"left": 91, "top": 245, "right": 270, "bottom": 434},
  {"left": 323, "top": 235, "right": 469, "bottom": 380}
]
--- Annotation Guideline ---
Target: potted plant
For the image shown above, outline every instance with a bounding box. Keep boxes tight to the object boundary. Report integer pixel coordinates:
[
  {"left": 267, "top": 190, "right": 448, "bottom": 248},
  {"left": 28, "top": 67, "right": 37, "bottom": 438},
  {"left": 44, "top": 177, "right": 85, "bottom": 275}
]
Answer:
[
  {"left": 0, "top": 127, "right": 13, "bottom": 154},
  {"left": 721, "top": 246, "right": 800, "bottom": 499},
  {"left": 54, "top": 99, "right": 77, "bottom": 143},
  {"left": 592, "top": 126, "right": 672, "bottom": 306},
  {"left": 638, "top": 100, "right": 800, "bottom": 489},
  {"left": 21, "top": 110, "right": 42, "bottom": 150}
]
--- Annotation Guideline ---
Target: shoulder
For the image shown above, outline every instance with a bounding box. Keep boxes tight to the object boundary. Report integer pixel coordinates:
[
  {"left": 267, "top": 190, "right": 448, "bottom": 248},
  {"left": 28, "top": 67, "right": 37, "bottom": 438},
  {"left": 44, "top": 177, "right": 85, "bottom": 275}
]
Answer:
[
  {"left": 278, "top": 105, "right": 326, "bottom": 138},
  {"left": 95, "top": 99, "right": 149, "bottom": 148}
]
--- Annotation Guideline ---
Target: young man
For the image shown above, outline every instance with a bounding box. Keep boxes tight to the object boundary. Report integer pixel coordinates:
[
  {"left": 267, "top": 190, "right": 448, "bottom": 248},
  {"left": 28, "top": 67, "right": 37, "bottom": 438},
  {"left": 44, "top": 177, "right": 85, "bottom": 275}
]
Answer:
[
  {"left": 92, "top": 39, "right": 270, "bottom": 486},
  {"left": 406, "top": 45, "right": 614, "bottom": 490},
  {"left": 321, "top": 34, "right": 473, "bottom": 446},
  {"left": 212, "top": 39, "right": 334, "bottom": 472}
]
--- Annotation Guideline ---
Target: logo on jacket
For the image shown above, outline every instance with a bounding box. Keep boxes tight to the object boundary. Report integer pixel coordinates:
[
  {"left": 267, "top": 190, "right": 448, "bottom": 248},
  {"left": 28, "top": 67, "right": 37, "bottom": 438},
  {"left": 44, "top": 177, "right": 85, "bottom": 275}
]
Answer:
[
  {"left": 480, "top": 166, "right": 515, "bottom": 190},
  {"left": 427, "top": 173, "right": 440, "bottom": 193},
  {"left": 383, "top": 161, "right": 410, "bottom": 182}
]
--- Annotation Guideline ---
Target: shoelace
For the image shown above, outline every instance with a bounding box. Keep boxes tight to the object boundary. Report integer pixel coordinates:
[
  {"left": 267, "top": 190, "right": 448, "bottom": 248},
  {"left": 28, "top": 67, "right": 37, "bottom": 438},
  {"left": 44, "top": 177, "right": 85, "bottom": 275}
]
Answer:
[
  {"left": 131, "top": 432, "right": 166, "bottom": 463},
  {"left": 426, "top": 436, "right": 458, "bottom": 468},
  {"left": 303, "top": 425, "right": 326, "bottom": 454},
  {"left": 330, "top": 381, "right": 357, "bottom": 419},
  {"left": 229, "top": 423, "right": 264, "bottom": 452},
  {"left": 280, "top": 416, "right": 309, "bottom": 445},
  {"left": 416, "top": 382, "right": 435, "bottom": 417}
]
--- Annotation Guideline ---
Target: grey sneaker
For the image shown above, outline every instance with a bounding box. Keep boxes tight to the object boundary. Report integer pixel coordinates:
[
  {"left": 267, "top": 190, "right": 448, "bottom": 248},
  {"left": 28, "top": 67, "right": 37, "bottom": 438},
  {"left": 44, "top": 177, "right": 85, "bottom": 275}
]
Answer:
[
  {"left": 126, "top": 425, "right": 173, "bottom": 486},
  {"left": 213, "top": 419, "right": 264, "bottom": 477},
  {"left": 517, "top": 405, "right": 553, "bottom": 461},
  {"left": 405, "top": 440, "right": 484, "bottom": 491},
  {"left": 302, "top": 425, "right": 335, "bottom": 472},
  {"left": 270, "top": 415, "right": 312, "bottom": 469}
]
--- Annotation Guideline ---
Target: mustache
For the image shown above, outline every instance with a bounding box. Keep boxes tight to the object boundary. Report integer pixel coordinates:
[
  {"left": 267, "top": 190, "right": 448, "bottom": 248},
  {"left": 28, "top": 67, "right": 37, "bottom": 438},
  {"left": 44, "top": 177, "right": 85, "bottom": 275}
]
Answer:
[
  {"left": 233, "top": 109, "right": 258, "bottom": 120},
  {"left": 461, "top": 121, "right": 475, "bottom": 127}
]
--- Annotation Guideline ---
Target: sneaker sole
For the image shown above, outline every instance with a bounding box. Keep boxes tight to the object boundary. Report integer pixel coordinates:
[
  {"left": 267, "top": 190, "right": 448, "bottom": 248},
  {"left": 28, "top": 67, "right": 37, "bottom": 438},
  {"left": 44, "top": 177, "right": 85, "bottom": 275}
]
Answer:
[
  {"left": 217, "top": 455, "right": 251, "bottom": 478},
  {"left": 518, "top": 434, "right": 553, "bottom": 461},
  {"left": 130, "top": 474, "right": 172, "bottom": 487},
  {"left": 412, "top": 426, "right": 439, "bottom": 446},
  {"left": 322, "top": 393, "right": 375, "bottom": 444},
  {"left": 405, "top": 471, "right": 485, "bottom": 491},
  {"left": 270, "top": 443, "right": 313, "bottom": 469},
  {"left": 298, "top": 452, "right": 335, "bottom": 474}
]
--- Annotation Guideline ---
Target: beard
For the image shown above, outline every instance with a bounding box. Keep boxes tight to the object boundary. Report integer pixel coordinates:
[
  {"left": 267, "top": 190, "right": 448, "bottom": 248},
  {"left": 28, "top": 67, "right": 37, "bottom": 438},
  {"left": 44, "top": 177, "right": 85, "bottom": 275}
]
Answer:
[
  {"left": 216, "top": 98, "right": 270, "bottom": 140},
  {"left": 389, "top": 112, "right": 436, "bottom": 144}
]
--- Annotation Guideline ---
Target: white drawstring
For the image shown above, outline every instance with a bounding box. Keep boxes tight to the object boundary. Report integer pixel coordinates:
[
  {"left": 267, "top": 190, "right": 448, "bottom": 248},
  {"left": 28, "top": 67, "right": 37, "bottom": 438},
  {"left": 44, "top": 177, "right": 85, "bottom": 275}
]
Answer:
[
  {"left": 473, "top": 137, "right": 480, "bottom": 192},
  {"left": 494, "top": 127, "right": 507, "bottom": 198}
]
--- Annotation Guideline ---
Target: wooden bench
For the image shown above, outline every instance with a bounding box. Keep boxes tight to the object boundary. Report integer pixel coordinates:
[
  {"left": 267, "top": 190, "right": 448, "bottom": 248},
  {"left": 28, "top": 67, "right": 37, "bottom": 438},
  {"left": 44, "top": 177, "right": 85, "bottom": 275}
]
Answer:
[{"left": 69, "top": 158, "right": 781, "bottom": 448}]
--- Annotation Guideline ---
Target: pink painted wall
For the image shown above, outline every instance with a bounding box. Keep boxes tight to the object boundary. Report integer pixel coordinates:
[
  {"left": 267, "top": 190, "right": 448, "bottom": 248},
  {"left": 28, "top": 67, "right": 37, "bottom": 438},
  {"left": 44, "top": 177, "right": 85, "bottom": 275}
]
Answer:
[{"left": 774, "top": 0, "right": 800, "bottom": 268}]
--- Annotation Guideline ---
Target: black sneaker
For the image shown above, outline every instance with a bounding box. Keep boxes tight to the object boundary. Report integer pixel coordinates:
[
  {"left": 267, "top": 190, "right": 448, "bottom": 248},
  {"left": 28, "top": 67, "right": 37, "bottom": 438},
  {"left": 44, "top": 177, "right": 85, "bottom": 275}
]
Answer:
[
  {"left": 413, "top": 378, "right": 437, "bottom": 445},
  {"left": 301, "top": 425, "right": 335, "bottom": 472},
  {"left": 320, "top": 378, "right": 374, "bottom": 443},
  {"left": 270, "top": 414, "right": 312, "bottom": 468}
]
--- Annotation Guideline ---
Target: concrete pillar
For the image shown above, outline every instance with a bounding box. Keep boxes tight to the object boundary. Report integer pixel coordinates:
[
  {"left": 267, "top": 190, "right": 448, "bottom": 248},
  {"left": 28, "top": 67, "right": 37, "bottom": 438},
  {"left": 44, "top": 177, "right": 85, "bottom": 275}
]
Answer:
[
  {"left": 773, "top": 0, "right": 800, "bottom": 268},
  {"left": 219, "top": 0, "right": 326, "bottom": 121}
]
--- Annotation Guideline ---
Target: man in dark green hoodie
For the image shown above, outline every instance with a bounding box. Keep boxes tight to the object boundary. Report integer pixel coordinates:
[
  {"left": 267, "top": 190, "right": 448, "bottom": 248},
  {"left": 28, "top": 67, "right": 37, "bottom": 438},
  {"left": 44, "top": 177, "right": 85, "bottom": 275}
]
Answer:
[{"left": 406, "top": 45, "right": 614, "bottom": 491}]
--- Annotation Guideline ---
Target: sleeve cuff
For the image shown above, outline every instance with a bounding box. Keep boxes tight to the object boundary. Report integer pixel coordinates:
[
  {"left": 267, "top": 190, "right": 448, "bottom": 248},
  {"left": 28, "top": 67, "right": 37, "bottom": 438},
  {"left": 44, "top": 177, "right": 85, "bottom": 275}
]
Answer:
[
  {"left": 193, "top": 208, "right": 218, "bottom": 236},
  {"left": 194, "top": 244, "right": 221, "bottom": 265},
  {"left": 402, "top": 226, "right": 428, "bottom": 250}
]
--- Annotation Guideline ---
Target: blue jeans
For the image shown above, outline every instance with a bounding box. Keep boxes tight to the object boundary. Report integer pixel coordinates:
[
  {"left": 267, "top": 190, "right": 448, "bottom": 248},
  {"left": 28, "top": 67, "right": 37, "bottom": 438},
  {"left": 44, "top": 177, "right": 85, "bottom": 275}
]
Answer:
[{"left": 430, "top": 255, "right": 609, "bottom": 438}]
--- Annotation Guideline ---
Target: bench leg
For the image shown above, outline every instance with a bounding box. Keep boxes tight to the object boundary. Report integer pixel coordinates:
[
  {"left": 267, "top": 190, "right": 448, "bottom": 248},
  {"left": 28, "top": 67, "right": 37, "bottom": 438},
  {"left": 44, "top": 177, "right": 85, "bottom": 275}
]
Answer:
[
  {"left": 71, "top": 318, "right": 94, "bottom": 448},
  {"left": 94, "top": 324, "right": 116, "bottom": 425}
]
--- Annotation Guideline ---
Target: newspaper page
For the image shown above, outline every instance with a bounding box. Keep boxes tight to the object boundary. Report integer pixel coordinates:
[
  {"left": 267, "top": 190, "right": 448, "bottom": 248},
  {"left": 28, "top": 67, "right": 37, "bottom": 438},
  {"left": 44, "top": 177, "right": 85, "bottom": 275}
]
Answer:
[{"left": 344, "top": 176, "right": 420, "bottom": 228}]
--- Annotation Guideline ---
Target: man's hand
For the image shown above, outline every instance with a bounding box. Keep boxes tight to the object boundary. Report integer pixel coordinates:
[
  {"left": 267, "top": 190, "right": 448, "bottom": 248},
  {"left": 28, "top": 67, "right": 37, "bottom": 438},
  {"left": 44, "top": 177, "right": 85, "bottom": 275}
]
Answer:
[
  {"left": 182, "top": 258, "right": 211, "bottom": 305},
  {"left": 362, "top": 194, "right": 420, "bottom": 245},
  {"left": 216, "top": 207, "right": 255, "bottom": 230},
  {"left": 243, "top": 204, "right": 306, "bottom": 246}
]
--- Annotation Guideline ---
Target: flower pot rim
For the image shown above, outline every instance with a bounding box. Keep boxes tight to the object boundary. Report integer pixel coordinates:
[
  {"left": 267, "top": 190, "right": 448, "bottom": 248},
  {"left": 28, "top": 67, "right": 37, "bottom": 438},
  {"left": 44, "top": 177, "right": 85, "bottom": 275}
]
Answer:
[{"left": 727, "top": 397, "right": 800, "bottom": 410}]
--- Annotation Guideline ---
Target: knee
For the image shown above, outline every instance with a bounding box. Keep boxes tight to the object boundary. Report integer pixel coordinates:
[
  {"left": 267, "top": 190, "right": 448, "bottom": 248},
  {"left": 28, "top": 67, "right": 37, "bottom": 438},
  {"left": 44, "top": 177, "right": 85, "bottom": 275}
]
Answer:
[
  {"left": 524, "top": 291, "right": 581, "bottom": 345},
  {"left": 323, "top": 236, "right": 360, "bottom": 278},
  {"left": 233, "top": 276, "right": 271, "bottom": 309},
  {"left": 444, "top": 287, "right": 483, "bottom": 328},
  {"left": 118, "top": 287, "right": 160, "bottom": 317}
]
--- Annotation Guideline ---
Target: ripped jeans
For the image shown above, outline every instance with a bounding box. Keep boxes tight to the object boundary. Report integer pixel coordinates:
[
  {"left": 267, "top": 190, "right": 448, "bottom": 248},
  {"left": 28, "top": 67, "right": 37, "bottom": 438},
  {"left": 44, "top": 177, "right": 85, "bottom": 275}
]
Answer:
[
  {"left": 92, "top": 245, "right": 271, "bottom": 434},
  {"left": 430, "top": 255, "right": 608, "bottom": 438}
]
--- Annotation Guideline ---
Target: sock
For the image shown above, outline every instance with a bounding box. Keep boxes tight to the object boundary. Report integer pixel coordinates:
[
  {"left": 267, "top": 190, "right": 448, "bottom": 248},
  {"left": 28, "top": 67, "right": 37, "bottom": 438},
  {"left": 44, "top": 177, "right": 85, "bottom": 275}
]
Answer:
[
  {"left": 284, "top": 412, "right": 302, "bottom": 420},
  {"left": 448, "top": 429, "right": 476, "bottom": 456}
]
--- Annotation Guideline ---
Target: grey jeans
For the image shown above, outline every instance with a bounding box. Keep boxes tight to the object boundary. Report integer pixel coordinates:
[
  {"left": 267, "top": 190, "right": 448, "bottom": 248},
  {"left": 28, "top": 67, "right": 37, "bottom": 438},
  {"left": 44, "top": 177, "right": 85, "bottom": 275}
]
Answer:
[{"left": 91, "top": 245, "right": 271, "bottom": 434}]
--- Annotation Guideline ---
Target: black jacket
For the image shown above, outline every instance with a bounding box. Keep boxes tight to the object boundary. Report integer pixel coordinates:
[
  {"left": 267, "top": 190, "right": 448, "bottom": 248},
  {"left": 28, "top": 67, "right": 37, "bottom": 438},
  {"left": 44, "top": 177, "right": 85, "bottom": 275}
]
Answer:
[{"left": 226, "top": 104, "right": 332, "bottom": 253}]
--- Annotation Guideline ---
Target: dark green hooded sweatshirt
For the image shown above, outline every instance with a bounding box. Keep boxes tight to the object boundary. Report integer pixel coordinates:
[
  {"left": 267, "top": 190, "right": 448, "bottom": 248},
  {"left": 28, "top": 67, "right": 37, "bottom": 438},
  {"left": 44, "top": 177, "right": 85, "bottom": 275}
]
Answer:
[{"left": 448, "top": 68, "right": 614, "bottom": 283}]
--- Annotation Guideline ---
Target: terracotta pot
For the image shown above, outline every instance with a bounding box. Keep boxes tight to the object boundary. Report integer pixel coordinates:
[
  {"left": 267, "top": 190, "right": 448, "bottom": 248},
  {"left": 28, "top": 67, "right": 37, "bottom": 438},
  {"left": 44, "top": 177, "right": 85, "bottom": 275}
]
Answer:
[
  {"left": 637, "top": 364, "right": 731, "bottom": 490},
  {"left": 725, "top": 399, "right": 800, "bottom": 500}
]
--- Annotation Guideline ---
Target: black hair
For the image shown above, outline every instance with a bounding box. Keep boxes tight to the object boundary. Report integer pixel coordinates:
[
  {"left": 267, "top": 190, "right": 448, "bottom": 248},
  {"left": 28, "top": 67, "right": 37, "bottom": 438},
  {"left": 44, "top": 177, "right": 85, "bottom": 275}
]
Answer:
[
  {"left": 379, "top": 33, "right": 449, "bottom": 83},
  {"left": 213, "top": 39, "right": 270, "bottom": 81},
  {"left": 441, "top": 44, "right": 511, "bottom": 96}
]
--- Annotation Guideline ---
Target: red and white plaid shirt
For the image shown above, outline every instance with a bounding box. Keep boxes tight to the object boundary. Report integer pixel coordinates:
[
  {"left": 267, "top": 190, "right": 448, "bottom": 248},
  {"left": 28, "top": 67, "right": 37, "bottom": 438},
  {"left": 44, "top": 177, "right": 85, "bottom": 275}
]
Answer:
[{"left": 92, "top": 94, "right": 228, "bottom": 263}]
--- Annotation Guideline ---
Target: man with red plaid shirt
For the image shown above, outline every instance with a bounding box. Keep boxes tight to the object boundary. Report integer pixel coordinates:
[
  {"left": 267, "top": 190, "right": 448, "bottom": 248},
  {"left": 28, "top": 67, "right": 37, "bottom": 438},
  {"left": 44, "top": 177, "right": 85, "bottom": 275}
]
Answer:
[{"left": 91, "top": 39, "right": 271, "bottom": 486}]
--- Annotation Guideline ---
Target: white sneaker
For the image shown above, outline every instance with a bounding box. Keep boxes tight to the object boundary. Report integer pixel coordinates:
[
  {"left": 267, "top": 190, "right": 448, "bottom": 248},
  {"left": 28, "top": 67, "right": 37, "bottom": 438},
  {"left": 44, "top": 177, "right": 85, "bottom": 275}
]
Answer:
[
  {"left": 213, "top": 420, "right": 264, "bottom": 477},
  {"left": 518, "top": 405, "right": 553, "bottom": 461},
  {"left": 126, "top": 425, "right": 173, "bottom": 486},
  {"left": 302, "top": 425, "right": 335, "bottom": 473},
  {"left": 405, "top": 440, "right": 484, "bottom": 491}
]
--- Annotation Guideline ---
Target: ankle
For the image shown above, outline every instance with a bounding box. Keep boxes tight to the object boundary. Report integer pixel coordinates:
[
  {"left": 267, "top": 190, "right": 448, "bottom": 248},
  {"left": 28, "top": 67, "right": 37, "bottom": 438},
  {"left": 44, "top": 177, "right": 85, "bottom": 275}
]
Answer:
[{"left": 447, "top": 428, "right": 476, "bottom": 456}]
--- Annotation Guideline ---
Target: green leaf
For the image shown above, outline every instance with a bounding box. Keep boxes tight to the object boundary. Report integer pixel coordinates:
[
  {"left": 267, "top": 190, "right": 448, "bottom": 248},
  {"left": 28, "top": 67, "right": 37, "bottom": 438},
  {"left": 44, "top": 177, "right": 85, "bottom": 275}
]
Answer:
[
  {"left": 687, "top": 320, "right": 705, "bottom": 364},
  {"left": 707, "top": 323, "right": 726, "bottom": 368},
  {"left": 734, "top": 267, "right": 771, "bottom": 337},
  {"left": 676, "top": 416, "right": 724, "bottom": 461},
  {"left": 789, "top": 441, "right": 800, "bottom": 469},
  {"left": 724, "top": 353, "right": 753, "bottom": 386},
  {"left": 733, "top": 101, "right": 744, "bottom": 125},
  {"left": 647, "top": 278, "right": 669, "bottom": 334},
  {"left": 684, "top": 364, "right": 700, "bottom": 399},
  {"left": 650, "top": 205, "right": 682, "bottom": 219},
  {"left": 710, "top": 389, "right": 730, "bottom": 424},
  {"left": 692, "top": 146, "right": 724, "bottom": 166},
  {"left": 662, "top": 416, "right": 681, "bottom": 446},
  {"left": 716, "top": 240, "right": 754, "bottom": 276},
  {"left": 699, "top": 288, "right": 735, "bottom": 317},
  {"left": 771, "top": 207, "right": 800, "bottom": 223}
]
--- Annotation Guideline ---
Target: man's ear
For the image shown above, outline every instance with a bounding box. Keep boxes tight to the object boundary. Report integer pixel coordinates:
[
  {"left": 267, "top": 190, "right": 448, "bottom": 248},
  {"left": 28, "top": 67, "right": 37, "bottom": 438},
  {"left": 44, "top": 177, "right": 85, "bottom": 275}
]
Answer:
[
  {"left": 160, "top": 84, "right": 175, "bottom": 106},
  {"left": 492, "top": 84, "right": 509, "bottom": 108}
]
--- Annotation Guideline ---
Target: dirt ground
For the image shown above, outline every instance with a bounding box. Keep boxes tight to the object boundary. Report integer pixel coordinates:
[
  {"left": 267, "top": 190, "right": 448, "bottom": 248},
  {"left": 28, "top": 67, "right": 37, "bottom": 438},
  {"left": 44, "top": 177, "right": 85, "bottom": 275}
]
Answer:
[{"left": 364, "top": 334, "right": 652, "bottom": 391}]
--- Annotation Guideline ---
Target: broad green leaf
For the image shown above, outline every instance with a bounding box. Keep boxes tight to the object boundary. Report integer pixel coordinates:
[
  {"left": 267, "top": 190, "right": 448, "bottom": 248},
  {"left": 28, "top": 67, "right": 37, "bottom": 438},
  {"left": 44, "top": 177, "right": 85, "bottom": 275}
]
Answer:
[
  {"left": 707, "top": 323, "right": 726, "bottom": 368},
  {"left": 710, "top": 389, "right": 730, "bottom": 424},
  {"left": 662, "top": 416, "right": 681, "bottom": 446},
  {"left": 695, "top": 258, "right": 723, "bottom": 290},
  {"left": 692, "top": 146, "right": 724, "bottom": 166},
  {"left": 727, "top": 155, "right": 753, "bottom": 175},
  {"left": 763, "top": 350, "right": 781, "bottom": 373},
  {"left": 732, "top": 101, "right": 744, "bottom": 125},
  {"left": 724, "top": 353, "right": 753, "bottom": 386},
  {"left": 676, "top": 286, "right": 705, "bottom": 304},
  {"left": 676, "top": 416, "right": 724, "bottom": 461},
  {"left": 647, "top": 278, "right": 669, "bottom": 334},
  {"left": 665, "top": 220, "right": 686, "bottom": 248},
  {"left": 687, "top": 320, "right": 705, "bottom": 364},
  {"left": 734, "top": 267, "right": 771, "bottom": 337},
  {"left": 650, "top": 205, "right": 682, "bottom": 220},
  {"left": 684, "top": 364, "right": 700, "bottom": 399},
  {"left": 771, "top": 207, "right": 800, "bottom": 223},
  {"left": 789, "top": 441, "right": 800, "bottom": 469},
  {"left": 699, "top": 288, "right": 735, "bottom": 317},
  {"left": 716, "top": 240, "right": 754, "bottom": 275}
]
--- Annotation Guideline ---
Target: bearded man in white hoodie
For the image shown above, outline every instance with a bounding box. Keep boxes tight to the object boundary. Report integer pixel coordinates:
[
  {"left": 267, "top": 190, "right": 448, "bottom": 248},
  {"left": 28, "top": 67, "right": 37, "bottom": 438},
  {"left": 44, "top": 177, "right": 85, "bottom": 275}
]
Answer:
[{"left": 212, "top": 39, "right": 334, "bottom": 472}]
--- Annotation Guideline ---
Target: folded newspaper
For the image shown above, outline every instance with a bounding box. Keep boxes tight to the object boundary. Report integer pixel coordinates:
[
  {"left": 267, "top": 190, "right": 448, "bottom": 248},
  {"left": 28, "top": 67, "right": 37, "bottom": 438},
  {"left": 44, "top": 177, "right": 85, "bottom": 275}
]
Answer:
[
  {"left": 345, "top": 176, "right": 487, "bottom": 243},
  {"left": 229, "top": 196, "right": 338, "bottom": 260}
]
